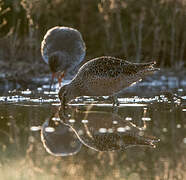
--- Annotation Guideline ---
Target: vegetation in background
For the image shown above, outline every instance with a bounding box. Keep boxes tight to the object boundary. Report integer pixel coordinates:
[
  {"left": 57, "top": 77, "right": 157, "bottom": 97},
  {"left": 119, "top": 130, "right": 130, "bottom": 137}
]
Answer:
[{"left": 0, "top": 0, "right": 186, "bottom": 78}]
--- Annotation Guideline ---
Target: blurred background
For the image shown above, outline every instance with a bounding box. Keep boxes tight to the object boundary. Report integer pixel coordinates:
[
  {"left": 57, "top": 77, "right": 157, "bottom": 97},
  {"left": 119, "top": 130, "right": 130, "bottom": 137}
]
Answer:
[
  {"left": 0, "top": 0, "right": 186, "bottom": 80},
  {"left": 0, "top": 1, "right": 186, "bottom": 180}
]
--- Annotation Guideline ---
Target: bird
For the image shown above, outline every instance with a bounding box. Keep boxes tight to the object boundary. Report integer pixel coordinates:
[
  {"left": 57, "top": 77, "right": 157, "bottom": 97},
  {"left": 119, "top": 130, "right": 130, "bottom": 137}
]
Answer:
[
  {"left": 41, "top": 26, "right": 86, "bottom": 88},
  {"left": 59, "top": 56, "right": 160, "bottom": 106},
  {"left": 59, "top": 109, "right": 160, "bottom": 151},
  {"left": 41, "top": 116, "right": 82, "bottom": 156}
]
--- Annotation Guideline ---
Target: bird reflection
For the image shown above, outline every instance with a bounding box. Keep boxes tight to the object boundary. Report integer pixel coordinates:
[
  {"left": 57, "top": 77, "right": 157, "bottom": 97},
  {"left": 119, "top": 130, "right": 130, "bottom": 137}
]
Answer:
[
  {"left": 58, "top": 105, "right": 160, "bottom": 152},
  {"left": 41, "top": 115, "right": 82, "bottom": 156}
]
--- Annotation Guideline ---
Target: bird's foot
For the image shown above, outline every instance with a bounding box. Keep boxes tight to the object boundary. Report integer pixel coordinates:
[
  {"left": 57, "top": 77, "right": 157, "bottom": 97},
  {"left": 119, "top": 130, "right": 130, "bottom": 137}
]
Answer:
[{"left": 111, "top": 96, "right": 119, "bottom": 114}]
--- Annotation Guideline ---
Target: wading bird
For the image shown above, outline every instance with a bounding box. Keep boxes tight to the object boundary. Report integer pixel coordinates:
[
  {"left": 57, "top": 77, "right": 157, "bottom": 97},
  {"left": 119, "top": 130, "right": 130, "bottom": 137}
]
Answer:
[
  {"left": 41, "top": 26, "right": 86, "bottom": 89},
  {"left": 59, "top": 56, "right": 160, "bottom": 106}
]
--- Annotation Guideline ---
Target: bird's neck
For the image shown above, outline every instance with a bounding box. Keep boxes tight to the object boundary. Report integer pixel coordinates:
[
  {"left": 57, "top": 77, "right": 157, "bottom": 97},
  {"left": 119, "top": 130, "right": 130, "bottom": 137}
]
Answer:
[{"left": 66, "top": 84, "right": 82, "bottom": 103}]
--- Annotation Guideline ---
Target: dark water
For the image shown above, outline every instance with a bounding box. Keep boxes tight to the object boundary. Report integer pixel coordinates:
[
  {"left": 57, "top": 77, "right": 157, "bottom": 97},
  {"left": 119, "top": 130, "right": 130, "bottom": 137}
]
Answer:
[{"left": 0, "top": 75, "right": 186, "bottom": 180}]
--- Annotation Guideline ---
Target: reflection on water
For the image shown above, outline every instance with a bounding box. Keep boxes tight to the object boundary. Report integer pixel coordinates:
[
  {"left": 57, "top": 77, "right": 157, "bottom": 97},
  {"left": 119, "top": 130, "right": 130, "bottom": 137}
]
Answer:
[
  {"left": 41, "top": 117, "right": 82, "bottom": 156},
  {"left": 57, "top": 107, "right": 160, "bottom": 151},
  {"left": 0, "top": 77, "right": 186, "bottom": 179}
]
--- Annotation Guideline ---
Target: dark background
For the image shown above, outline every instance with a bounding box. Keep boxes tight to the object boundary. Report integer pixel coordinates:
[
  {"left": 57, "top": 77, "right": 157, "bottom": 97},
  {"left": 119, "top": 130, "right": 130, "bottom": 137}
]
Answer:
[
  {"left": 0, "top": 1, "right": 186, "bottom": 179},
  {"left": 0, "top": 0, "right": 186, "bottom": 78}
]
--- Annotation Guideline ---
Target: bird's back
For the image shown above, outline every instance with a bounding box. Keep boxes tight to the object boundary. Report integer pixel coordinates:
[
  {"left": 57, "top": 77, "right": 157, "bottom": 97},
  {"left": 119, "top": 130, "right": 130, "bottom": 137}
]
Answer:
[
  {"left": 78, "top": 56, "right": 137, "bottom": 77},
  {"left": 71, "top": 56, "right": 157, "bottom": 96},
  {"left": 41, "top": 26, "right": 86, "bottom": 64}
]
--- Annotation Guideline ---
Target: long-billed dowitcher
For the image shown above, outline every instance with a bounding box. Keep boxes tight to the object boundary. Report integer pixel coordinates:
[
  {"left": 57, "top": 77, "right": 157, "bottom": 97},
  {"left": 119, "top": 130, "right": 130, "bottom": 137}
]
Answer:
[
  {"left": 41, "top": 26, "right": 86, "bottom": 87},
  {"left": 59, "top": 56, "right": 160, "bottom": 106}
]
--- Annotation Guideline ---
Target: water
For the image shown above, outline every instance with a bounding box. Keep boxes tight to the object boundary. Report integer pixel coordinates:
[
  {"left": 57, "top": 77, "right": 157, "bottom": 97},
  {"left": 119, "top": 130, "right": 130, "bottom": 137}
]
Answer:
[{"left": 0, "top": 74, "right": 186, "bottom": 180}]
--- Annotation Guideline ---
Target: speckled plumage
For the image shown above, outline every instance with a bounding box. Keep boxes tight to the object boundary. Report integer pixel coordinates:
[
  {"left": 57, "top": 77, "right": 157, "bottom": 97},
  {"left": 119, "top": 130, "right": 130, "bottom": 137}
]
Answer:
[
  {"left": 59, "top": 110, "right": 160, "bottom": 151},
  {"left": 59, "top": 56, "right": 160, "bottom": 104},
  {"left": 41, "top": 26, "right": 86, "bottom": 76}
]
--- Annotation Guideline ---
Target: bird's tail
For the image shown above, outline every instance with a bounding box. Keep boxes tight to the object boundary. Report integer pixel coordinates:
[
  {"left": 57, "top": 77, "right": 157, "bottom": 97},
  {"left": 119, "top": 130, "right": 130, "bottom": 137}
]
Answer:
[{"left": 123, "top": 133, "right": 160, "bottom": 149}]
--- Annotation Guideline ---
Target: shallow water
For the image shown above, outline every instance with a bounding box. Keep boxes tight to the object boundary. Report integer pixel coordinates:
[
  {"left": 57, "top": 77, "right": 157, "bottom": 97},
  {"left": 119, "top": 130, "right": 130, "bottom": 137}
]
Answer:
[{"left": 0, "top": 75, "right": 186, "bottom": 180}]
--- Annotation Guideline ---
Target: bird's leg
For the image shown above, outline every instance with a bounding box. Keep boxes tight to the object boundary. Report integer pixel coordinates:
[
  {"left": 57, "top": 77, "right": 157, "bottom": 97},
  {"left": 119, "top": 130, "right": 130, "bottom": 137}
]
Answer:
[
  {"left": 57, "top": 71, "right": 65, "bottom": 87},
  {"left": 112, "top": 96, "right": 119, "bottom": 114}
]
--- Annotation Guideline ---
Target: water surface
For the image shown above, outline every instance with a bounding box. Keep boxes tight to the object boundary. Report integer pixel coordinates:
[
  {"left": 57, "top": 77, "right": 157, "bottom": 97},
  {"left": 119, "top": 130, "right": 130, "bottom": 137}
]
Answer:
[{"left": 0, "top": 74, "right": 186, "bottom": 180}]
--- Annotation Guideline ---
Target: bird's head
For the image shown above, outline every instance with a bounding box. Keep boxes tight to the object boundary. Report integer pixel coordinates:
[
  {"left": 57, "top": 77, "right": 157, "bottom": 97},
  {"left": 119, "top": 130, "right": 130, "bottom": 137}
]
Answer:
[{"left": 58, "top": 84, "right": 80, "bottom": 107}]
